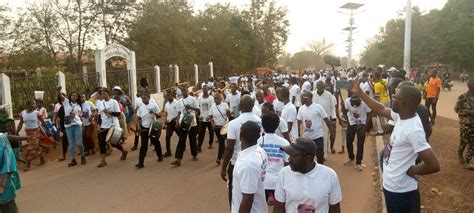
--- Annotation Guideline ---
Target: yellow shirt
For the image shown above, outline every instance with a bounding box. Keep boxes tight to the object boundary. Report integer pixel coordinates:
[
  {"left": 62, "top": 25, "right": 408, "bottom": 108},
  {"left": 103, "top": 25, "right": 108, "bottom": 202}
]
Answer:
[{"left": 374, "top": 79, "right": 390, "bottom": 103}]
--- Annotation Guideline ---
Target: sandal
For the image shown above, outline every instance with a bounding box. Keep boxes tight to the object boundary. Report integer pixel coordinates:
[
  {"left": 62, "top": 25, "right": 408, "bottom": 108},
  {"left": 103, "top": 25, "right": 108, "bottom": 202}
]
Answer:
[{"left": 97, "top": 161, "right": 108, "bottom": 168}]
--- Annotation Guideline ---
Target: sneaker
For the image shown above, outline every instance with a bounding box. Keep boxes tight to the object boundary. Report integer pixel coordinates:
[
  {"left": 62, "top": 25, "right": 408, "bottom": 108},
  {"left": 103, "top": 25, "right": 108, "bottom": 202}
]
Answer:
[
  {"left": 163, "top": 152, "right": 172, "bottom": 158},
  {"left": 355, "top": 164, "right": 363, "bottom": 171},
  {"left": 344, "top": 159, "right": 354, "bottom": 166},
  {"left": 135, "top": 163, "right": 144, "bottom": 169}
]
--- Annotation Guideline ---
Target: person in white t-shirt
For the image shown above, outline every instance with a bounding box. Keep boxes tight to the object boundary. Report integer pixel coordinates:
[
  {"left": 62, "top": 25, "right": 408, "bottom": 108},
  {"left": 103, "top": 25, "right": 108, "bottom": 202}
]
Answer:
[
  {"left": 261, "top": 103, "right": 290, "bottom": 142},
  {"left": 80, "top": 93, "right": 96, "bottom": 156},
  {"left": 301, "top": 78, "right": 312, "bottom": 92},
  {"left": 131, "top": 88, "right": 157, "bottom": 151},
  {"left": 135, "top": 93, "right": 162, "bottom": 169},
  {"left": 197, "top": 85, "right": 215, "bottom": 152},
  {"left": 231, "top": 121, "right": 268, "bottom": 213},
  {"left": 289, "top": 77, "right": 301, "bottom": 108},
  {"left": 297, "top": 91, "right": 335, "bottom": 165},
  {"left": 171, "top": 85, "right": 200, "bottom": 166},
  {"left": 258, "top": 114, "right": 289, "bottom": 205},
  {"left": 352, "top": 80, "right": 440, "bottom": 213},
  {"left": 226, "top": 83, "right": 241, "bottom": 119},
  {"left": 312, "top": 80, "right": 337, "bottom": 156},
  {"left": 274, "top": 137, "right": 342, "bottom": 213},
  {"left": 343, "top": 95, "right": 372, "bottom": 171},
  {"left": 209, "top": 93, "right": 231, "bottom": 164},
  {"left": 278, "top": 87, "right": 298, "bottom": 141},
  {"left": 96, "top": 88, "right": 128, "bottom": 168},
  {"left": 221, "top": 95, "right": 261, "bottom": 206},
  {"left": 163, "top": 90, "right": 180, "bottom": 157},
  {"left": 229, "top": 75, "right": 240, "bottom": 84},
  {"left": 253, "top": 90, "right": 265, "bottom": 117}
]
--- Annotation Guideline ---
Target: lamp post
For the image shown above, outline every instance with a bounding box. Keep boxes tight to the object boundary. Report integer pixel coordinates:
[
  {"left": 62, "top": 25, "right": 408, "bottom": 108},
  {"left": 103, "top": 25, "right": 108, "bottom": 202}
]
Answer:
[
  {"left": 340, "top": 3, "right": 364, "bottom": 69},
  {"left": 403, "top": 0, "right": 412, "bottom": 78}
]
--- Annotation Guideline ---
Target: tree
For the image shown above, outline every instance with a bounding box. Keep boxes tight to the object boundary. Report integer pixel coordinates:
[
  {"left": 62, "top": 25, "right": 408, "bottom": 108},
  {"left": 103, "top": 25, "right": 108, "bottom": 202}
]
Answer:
[
  {"left": 288, "top": 51, "right": 325, "bottom": 70},
  {"left": 93, "top": 1, "right": 137, "bottom": 45},
  {"left": 323, "top": 54, "right": 341, "bottom": 70},
  {"left": 245, "top": 0, "right": 289, "bottom": 68},
  {"left": 306, "top": 39, "right": 334, "bottom": 56}
]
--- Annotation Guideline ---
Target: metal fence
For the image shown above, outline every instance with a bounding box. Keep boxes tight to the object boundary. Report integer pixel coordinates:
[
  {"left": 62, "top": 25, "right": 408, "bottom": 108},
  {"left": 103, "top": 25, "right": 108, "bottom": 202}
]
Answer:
[
  {"left": 10, "top": 75, "right": 58, "bottom": 115},
  {"left": 136, "top": 68, "right": 156, "bottom": 91},
  {"left": 180, "top": 66, "right": 195, "bottom": 86},
  {"left": 198, "top": 65, "right": 211, "bottom": 83},
  {"left": 160, "top": 66, "right": 175, "bottom": 90}
]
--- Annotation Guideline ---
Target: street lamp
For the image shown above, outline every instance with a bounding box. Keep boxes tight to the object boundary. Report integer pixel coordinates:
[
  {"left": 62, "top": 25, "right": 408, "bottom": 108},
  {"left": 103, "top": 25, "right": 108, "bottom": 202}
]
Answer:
[{"left": 340, "top": 3, "right": 364, "bottom": 69}]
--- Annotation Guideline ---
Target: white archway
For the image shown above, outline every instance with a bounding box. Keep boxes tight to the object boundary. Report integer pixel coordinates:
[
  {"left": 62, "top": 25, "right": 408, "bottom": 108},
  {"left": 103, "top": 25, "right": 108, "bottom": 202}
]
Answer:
[{"left": 95, "top": 44, "right": 137, "bottom": 106}]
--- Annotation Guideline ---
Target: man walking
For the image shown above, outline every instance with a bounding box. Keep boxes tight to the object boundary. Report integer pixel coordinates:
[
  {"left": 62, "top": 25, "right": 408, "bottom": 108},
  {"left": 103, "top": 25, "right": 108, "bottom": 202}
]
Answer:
[
  {"left": 425, "top": 70, "right": 441, "bottom": 125},
  {"left": 297, "top": 92, "right": 335, "bottom": 164},
  {"left": 312, "top": 80, "right": 337, "bottom": 155},
  {"left": 231, "top": 121, "right": 267, "bottom": 213}
]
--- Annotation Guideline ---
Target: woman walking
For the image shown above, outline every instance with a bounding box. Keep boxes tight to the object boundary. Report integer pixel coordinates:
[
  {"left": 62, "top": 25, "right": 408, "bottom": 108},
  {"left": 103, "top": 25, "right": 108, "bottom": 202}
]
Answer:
[
  {"left": 57, "top": 87, "right": 86, "bottom": 167},
  {"left": 16, "top": 100, "right": 47, "bottom": 171},
  {"left": 80, "top": 93, "right": 97, "bottom": 156}
]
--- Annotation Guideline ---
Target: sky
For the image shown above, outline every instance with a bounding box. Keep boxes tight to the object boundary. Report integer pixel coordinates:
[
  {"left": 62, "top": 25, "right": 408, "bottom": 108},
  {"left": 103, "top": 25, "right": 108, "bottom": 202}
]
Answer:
[{"left": 2, "top": 0, "right": 448, "bottom": 59}]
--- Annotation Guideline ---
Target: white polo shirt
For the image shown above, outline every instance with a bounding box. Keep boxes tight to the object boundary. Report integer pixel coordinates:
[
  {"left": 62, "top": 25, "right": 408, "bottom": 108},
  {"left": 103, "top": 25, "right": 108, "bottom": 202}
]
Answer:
[
  {"left": 138, "top": 102, "right": 160, "bottom": 128},
  {"left": 231, "top": 145, "right": 268, "bottom": 213},
  {"left": 227, "top": 112, "right": 261, "bottom": 165},
  {"left": 258, "top": 133, "right": 289, "bottom": 190},
  {"left": 275, "top": 164, "right": 342, "bottom": 213},
  {"left": 281, "top": 102, "right": 298, "bottom": 141},
  {"left": 344, "top": 98, "right": 372, "bottom": 125},
  {"left": 312, "top": 90, "right": 336, "bottom": 119},
  {"left": 383, "top": 111, "right": 431, "bottom": 193},
  {"left": 164, "top": 99, "right": 179, "bottom": 123},
  {"left": 297, "top": 103, "right": 328, "bottom": 139}
]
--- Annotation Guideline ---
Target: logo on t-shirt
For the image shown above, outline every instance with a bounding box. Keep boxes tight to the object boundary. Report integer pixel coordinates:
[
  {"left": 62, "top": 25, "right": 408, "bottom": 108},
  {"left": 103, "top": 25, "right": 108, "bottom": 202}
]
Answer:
[
  {"left": 384, "top": 137, "right": 394, "bottom": 166},
  {"left": 304, "top": 119, "right": 313, "bottom": 129}
]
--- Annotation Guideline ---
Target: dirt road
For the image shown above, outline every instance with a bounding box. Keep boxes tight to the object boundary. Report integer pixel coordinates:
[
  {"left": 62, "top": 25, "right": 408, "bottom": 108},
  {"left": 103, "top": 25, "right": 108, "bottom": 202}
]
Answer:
[{"left": 16, "top": 128, "right": 380, "bottom": 212}]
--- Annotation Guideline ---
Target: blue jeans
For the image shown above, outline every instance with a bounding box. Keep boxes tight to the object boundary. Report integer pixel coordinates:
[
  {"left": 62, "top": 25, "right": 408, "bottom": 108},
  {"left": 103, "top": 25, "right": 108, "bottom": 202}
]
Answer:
[{"left": 65, "top": 125, "right": 84, "bottom": 161}]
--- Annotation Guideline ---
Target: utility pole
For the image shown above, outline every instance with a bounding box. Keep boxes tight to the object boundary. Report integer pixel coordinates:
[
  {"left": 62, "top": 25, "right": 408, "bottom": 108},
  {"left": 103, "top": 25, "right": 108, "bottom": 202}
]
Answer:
[{"left": 403, "top": 0, "right": 412, "bottom": 77}]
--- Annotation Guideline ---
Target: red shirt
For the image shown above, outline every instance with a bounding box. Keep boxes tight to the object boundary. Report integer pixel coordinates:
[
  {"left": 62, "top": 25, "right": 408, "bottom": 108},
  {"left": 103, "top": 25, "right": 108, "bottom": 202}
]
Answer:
[{"left": 264, "top": 93, "right": 276, "bottom": 103}]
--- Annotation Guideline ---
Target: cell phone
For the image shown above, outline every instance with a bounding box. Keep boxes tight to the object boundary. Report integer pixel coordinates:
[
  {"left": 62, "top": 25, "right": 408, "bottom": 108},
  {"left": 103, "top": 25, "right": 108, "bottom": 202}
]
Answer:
[{"left": 335, "top": 80, "right": 353, "bottom": 90}]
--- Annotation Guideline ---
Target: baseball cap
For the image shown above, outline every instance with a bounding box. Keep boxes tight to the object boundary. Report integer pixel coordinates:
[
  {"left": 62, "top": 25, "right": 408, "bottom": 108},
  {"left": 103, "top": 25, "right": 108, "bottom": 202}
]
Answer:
[
  {"left": 280, "top": 137, "right": 316, "bottom": 156},
  {"left": 112, "top": 86, "right": 122, "bottom": 91}
]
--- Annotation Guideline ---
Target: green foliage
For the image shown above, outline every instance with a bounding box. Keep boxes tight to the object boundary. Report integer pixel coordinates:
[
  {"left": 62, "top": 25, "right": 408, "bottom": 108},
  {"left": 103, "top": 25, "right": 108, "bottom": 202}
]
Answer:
[
  {"left": 360, "top": 1, "right": 474, "bottom": 72},
  {"left": 323, "top": 54, "right": 341, "bottom": 70}
]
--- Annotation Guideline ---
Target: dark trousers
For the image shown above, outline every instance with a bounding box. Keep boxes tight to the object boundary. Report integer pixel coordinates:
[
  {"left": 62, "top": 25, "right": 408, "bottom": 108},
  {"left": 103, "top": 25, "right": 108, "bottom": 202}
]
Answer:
[
  {"left": 313, "top": 137, "right": 325, "bottom": 164},
  {"left": 213, "top": 127, "right": 226, "bottom": 159},
  {"left": 198, "top": 121, "right": 214, "bottom": 149},
  {"left": 227, "top": 164, "right": 235, "bottom": 208},
  {"left": 347, "top": 124, "right": 366, "bottom": 164},
  {"left": 99, "top": 129, "right": 124, "bottom": 154},
  {"left": 175, "top": 126, "right": 198, "bottom": 159},
  {"left": 425, "top": 98, "right": 437, "bottom": 121},
  {"left": 133, "top": 129, "right": 140, "bottom": 148},
  {"left": 83, "top": 125, "right": 95, "bottom": 152},
  {"left": 165, "top": 120, "right": 179, "bottom": 154},
  {"left": 138, "top": 126, "right": 163, "bottom": 164},
  {"left": 0, "top": 199, "right": 18, "bottom": 213},
  {"left": 383, "top": 188, "right": 420, "bottom": 213}
]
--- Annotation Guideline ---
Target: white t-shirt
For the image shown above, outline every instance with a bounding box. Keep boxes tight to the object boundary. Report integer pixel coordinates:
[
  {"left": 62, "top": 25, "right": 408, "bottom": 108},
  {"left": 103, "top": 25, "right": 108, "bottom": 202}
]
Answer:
[
  {"left": 226, "top": 93, "right": 241, "bottom": 117},
  {"left": 138, "top": 102, "right": 161, "bottom": 128},
  {"left": 344, "top": 98, "right": 372, "bottom": 125},
  {"left": 302, "top": 81, "right": 312, "bottom": 92},
  {"left": 231, "top": 145, "right": 268, "bottom": 213},
  {"left": 20, "top": 110, "right": 40, "bottom": 129},
  {"left": 62, "top": 99, "right": 82, "bottom": 128},
  {"left": 290, "top": 84, "right": 301, "bottom": 107},
  {"left": 227, "top": 112, "right": 262, "bottom": 165},
  {"left": 360, "top": 82, "right": 373, "bottom": 97},
  {"left": 276, "top": 117, "right": 289, "bottom": 139},
  {"left": 273, "top": 99, "right": 284, "bottom": 116},
  {"left": 281, "top": 102, "right": 298, "bottom": 141},
  {"left": 229, "top": 76, "right": 240, "bottom": 84},
  {"left": 297, "top": 103, "right": 328, "bottom": 139},
  {"left": 177, "top": 96, "right": 199, "bottom": 127},
  {"left": 312, "top": 90, "right": 336, "bottom": 119},
  {"left": 252, "top": 104, "right": 261, "bottom": 117},
  {"left": 198, "top": 95, "right": 214, "bottom": 122},
  {"left": 97, "top": 99, "right": 120, "bottom": 129},
  {"left": 258, "top": 133, "right": 289, "bottom": 190},
  {"left": 383, "top": 111, "right": 431, "bottom": 193},
  {"left": 210, "top": 103, "right": 229, "bottom": 126},
  {"left": 135, "top": 97, "right": 157, "bottom": 110},
  {"left": 81, "top": 101, "right": 96, "bottom": 126},
  {"left": 275, "top": 164, "right": 343, "bottom": 212},
  {"left": 164, "top": 99, "right": 180, "bottom": 123}
]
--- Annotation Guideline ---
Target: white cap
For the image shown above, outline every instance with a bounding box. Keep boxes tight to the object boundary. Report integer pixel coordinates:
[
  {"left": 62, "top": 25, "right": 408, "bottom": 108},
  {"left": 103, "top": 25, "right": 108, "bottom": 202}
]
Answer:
[
  {"left": 112, "top": 86, "right": 122, "bottom": 91},
  {"left": 282, "top": 82, "right": 289, "bottom": 87}
]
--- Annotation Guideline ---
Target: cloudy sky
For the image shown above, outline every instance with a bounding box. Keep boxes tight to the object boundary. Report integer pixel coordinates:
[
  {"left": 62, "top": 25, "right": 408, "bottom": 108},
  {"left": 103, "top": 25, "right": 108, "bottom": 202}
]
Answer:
[{"left": 3, "top": 0, "right": 448, "bottom": 58}]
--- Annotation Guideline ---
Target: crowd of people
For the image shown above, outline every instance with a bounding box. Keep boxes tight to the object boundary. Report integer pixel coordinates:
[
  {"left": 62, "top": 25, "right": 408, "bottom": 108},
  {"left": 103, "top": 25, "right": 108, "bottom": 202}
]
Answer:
[{"left": 1, "top": 65, "right": 473, "bottom": 212}]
